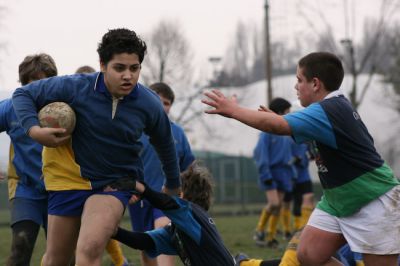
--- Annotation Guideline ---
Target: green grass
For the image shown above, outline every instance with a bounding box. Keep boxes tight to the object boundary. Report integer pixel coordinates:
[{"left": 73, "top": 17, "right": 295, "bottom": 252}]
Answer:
[{"left": 0, "top": 207, "right": 288, "bottom": 265}]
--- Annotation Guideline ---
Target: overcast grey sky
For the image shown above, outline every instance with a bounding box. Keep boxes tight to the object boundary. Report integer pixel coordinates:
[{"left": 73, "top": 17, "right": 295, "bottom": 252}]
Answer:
[{"left": 0, "top": 0, "right": 392, "bottom": 91}]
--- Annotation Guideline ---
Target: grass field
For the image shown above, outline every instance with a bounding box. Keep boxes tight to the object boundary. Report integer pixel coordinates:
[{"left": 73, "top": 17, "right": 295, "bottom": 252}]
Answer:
[{"left": 0, "top": 205, "right": 289, "bottom": 265}]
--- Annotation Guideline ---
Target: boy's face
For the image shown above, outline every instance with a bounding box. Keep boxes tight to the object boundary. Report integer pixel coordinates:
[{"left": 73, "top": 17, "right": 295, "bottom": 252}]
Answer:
[
  {"left": 100, "top": 53, "right": 141, "bottom": 98},
  {"left": 158, "top": 94, "right": 172, "bottom": 114},
  {"left": 295, "top": 66, "right": 316, "bottom": 107}
]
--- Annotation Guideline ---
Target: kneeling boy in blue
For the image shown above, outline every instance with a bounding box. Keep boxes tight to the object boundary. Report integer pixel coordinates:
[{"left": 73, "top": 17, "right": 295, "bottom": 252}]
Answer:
[{"left": 109, "top": 163, "right": 235, "bottom": 266}]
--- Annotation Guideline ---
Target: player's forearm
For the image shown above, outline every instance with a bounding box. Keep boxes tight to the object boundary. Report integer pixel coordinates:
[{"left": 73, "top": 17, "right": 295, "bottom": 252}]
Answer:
[
  {"left": 12, "top": 88, "right": 40, "bottom": 134},
  {"left": 141, "top": 183, "right": 180, "bottom": 211},
  {"left": 231, "top": 106, "right": 291, "bottom": 135},
  {"left": 113, "top": 227, "right": 155, "bottom": 250}
]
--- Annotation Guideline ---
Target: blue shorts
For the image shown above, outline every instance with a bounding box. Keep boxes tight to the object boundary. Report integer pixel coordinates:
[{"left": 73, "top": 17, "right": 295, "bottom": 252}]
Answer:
[
  {"left": 48, "top": 190, "right": 132, "bottom": 216},
  {"left": 10, "top": 197, "right": 48, "bottom": 229},
  {"left": 259, "top": 168, "right": 293, "bottom": 193},
  {"left": 296, "top": 167, "right": 312, "bottom": 184},
  {"left": 128, "top": 199, "right": 165, "bottom": 232}
]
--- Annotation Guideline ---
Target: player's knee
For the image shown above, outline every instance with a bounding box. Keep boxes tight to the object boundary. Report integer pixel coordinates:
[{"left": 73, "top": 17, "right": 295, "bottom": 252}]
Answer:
[
  {"left": 7, "top": 230, "right": 35, "bottom": 266},
  {"left": 269, "top": 204, "right": 281, "bottom": 215},
  {"left": 41, "top": 253, "right": 68, "bottom": 266},
  {"left": 77, "top": 239, "right": 104, "bottom": 260},
  {"left": 297, "top": 246, "right": 330, "bottom": 266}
]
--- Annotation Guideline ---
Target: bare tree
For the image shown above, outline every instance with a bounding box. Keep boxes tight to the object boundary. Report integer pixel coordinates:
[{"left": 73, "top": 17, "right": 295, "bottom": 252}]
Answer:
[
  {"left": 297, "top": 0, "right": 399, "bottom": 109},
  {"left": 383, "top": 24, "right": 400, "bottom": 113},
  {"left": 140, "top": 19, "right": 215, "bottom": 132},
  {"left": 141, "top": 19, "right": 194, "bottom": 89},
  {"left": 216, "top": 21, "right": 300, "bottom": 87}
]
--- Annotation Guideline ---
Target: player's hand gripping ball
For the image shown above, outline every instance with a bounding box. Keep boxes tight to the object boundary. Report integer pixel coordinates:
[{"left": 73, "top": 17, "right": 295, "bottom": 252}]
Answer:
[{"left": 38, "top": 102, "right": 76, "bottom": 137}]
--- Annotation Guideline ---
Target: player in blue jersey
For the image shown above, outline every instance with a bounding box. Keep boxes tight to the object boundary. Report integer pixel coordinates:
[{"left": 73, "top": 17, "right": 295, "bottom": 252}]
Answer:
[
  {"left": 129, "top": 82, "right": 194, "bottom": 266},
  {"left": 12, "top": 28, "right": 180, "bottom": 266},
  {"left": 202, "top": 52, "right": 400, "bottom": 266},
  {"left": 0, "top": 53, "right": 57, "bottom": 266},
  {"left": 111, "top": 162, "right": 235, "bottom": 266},
  {"left": 74, "top": 65, "right": 129, "bottom": 266},
  {"left": 253, "top": 97, "right": 295, "bottom": 248},
  {"left": 290, "top": 141, "right": 314, "bottom": 231}
]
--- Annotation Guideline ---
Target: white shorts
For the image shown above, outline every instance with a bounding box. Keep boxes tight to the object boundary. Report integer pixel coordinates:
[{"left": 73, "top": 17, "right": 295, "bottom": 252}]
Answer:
[{"left": 308, "top": 185, "right": 400, "bottom": 254}]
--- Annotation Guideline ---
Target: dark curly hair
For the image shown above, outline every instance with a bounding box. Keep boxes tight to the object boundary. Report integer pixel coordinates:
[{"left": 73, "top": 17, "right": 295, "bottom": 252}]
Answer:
[
  {"left": 97, "top": 28, "right": 147, "bottom": 65},
  {"left": 181, "top": 161, "right": 214, "bottom": 211}
]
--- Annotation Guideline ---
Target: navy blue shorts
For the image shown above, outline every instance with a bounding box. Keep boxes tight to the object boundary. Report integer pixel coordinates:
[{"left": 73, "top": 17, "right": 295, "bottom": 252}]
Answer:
[
  {"left": 10, "top": 197, "right": 48, "bottom": 229},
  {"left": 259, "top": 168, "right": 293, "bottom": 193},
  {"left": 48, "top": 190, "right": 132, "bottom": 216},
  {"left": 128, "top": 199, "right": 165, "bottom": 232}
]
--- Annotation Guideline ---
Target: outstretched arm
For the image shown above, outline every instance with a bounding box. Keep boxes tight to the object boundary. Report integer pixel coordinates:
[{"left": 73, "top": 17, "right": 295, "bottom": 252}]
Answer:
[
  {"left": 202, "top": 89, "right": 291, "bottom": 135},
  {"left": 113, "top": 227, "right": 156, "bottom": 250},
  {"left": 105, "top": 179, "right": 180, "bottom": 211}
]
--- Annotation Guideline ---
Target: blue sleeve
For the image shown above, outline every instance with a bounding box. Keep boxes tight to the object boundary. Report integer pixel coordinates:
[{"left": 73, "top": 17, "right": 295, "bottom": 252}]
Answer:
[
  {"left": 145, "top": 94, "right": 180, "bottom": 189},
  {"left": 283, "top": 103, "right": 337, "bottom": 148},
  {"left": 12, "top": 76, "right": 77, "bottom": 134},
  {"left": 172, "top": 124, "right": 195, "bottom": 172},
  {"left": 163, "top": 197, "right": 202, "bottom": 245},
  {"left": 253, "top": 133, "right": 272, "bottom": 182},
  {"left": 145, "top": 228, "right": 178, "bottom": 258},
  {"left": 0, "top": 99, "right": 11, "bottom": 132}
]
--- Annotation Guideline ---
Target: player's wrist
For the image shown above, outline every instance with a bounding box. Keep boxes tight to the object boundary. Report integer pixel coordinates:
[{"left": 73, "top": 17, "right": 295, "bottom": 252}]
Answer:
[{"left": 28, "top": 125, "right": 41, "bottom": 139}]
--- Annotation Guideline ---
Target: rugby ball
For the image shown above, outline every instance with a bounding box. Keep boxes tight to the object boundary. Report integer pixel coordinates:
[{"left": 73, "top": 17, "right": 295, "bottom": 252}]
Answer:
[{"left": 38, "top": 102, "right": 76, "bottom": 136}]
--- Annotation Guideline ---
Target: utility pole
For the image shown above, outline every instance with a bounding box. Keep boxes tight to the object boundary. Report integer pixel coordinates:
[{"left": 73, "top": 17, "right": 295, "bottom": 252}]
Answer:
[
  {"left": 264, "top": 0, "right": 273, "bottom": 105},
  {"left": 340, "top": 38, "right": 358, "bottom": 108}
]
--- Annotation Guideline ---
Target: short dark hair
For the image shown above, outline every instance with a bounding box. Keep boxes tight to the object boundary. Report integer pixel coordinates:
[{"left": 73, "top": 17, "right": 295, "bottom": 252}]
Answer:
[
  {"left": 75, "top": 65, "right": 96, "bottom": 74},
  {"left": 18, "top": 53, "right": 57, "bottom": 85},
  {"left": 269, "top": 97, "right": 291, "bottom": 114},
  {"left": 298, "top": 52, "right": 344, "bottom": 91},
  {"left": 181, "top": 162, "right": 213, "bottom": 211},
  {"left": 97, "top": 28, "right": 147, "bottom": 65},
  {"left": 149, "top": 82, "right": 175, "bottom": 104}
]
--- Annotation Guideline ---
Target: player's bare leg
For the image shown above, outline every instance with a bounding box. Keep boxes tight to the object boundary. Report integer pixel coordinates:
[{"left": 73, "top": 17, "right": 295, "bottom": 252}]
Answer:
[
  {"left": 155, "top": 216, "right": 175, "bottom": 266},
  {"left": 75, "top": 194, "right": 124, "bottom": 266},
  {"left": 42, "top": 215, "right": 80, "bottom": 266},
  {"left": 297, "top": 225, "right": 346, "bottom": 266},
  {"left": 363, "top": 253, "right": 399, "bottom": 266}
]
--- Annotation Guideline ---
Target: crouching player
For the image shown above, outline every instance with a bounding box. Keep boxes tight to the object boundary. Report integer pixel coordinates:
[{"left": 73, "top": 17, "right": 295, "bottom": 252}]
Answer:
[{"left": 109, "top": 162, "right": 235, "bottom": 266}]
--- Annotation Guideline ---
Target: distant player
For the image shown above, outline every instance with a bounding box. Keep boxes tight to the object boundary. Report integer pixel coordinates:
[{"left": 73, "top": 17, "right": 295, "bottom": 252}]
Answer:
[
  {"left": 290, "top": 141, "right": 314, "bottom": 230},
  {"left": 129, "top": 82, "right": 195, "bottom": 266},
  {"left": 0, "top": 53, "right": 57, "bottom": 265},
  {"left": 253, "top": 98, "right": 295, "bottom": 248},
  {"left": 203, "top": 52, "right": 400, "bottom": 265}
]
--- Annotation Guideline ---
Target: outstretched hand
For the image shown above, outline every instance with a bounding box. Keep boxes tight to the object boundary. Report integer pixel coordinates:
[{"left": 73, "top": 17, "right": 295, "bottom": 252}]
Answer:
[
  {"left": 202, "top": 89, "right": 238, "bottom": 118},
  {"left": 258, "top": 105, "right": 273, "bottom": 113}
]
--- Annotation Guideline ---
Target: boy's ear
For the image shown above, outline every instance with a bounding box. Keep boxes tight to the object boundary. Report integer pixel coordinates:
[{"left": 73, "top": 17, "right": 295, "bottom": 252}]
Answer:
[
  {"left": 312, "top": 77, "right": 322, "bottom": 92},
  {"left": 100, "top": 61, "right": 106, "bottom": 72}
]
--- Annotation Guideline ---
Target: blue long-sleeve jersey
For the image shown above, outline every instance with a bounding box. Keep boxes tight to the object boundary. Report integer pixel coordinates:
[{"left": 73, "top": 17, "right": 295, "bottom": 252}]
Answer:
[
  {"left": 12, "top": 73, "right": 180, "bottom": 190},
  {"left": 0, "top": 98, "right": 46, "bottom": 199},
  {"left": 141, "top": 187, "right": 234, "bottom": 266},
  {"left": 140, "top": 122, "right": 195, "bottom": 191},
  {"left": 253, "top": 132, "right": 295, "bottom": 183}
]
